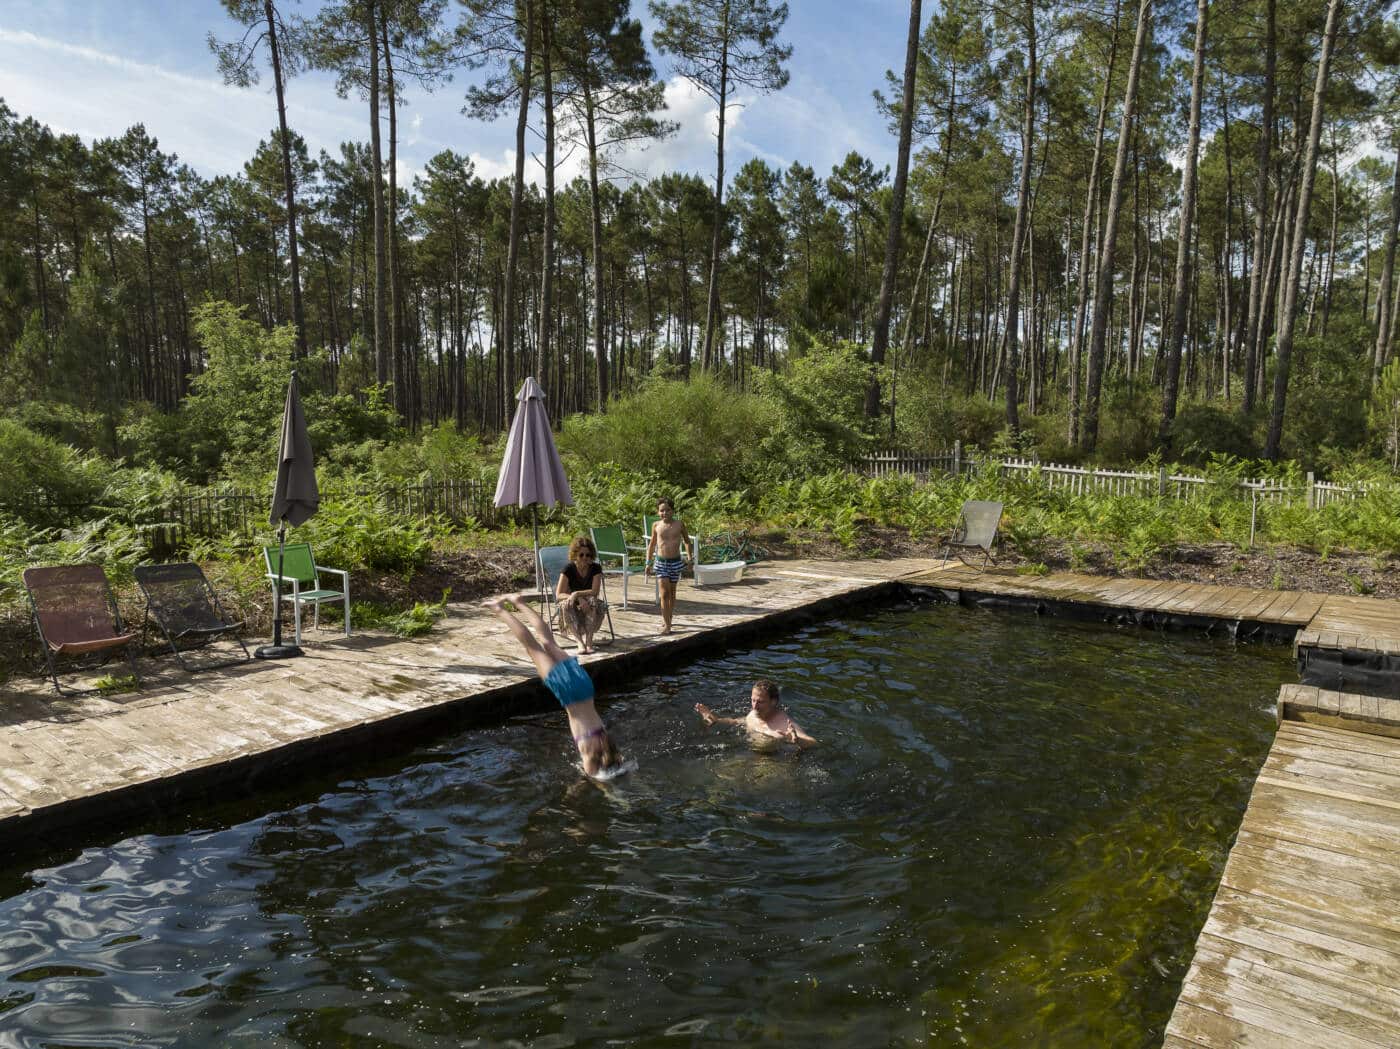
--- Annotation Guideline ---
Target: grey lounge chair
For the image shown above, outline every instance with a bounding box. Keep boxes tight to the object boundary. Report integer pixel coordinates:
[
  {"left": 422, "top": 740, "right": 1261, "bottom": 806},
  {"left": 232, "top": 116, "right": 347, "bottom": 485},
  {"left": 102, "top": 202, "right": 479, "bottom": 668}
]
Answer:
[
  {"left": 135, "top": 562, "right": 251, "bottom": 671},
  {"left": 23, "top": 564, "right": 142, "bottom": 696},
  {"left": 941, "top": 500, "right": 1003, "bottom": 568}
]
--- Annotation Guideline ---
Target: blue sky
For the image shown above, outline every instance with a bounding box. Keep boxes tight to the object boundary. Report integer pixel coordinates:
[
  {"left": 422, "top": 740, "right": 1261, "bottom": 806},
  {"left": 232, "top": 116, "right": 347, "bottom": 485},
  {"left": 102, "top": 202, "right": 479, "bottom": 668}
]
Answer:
[{"left": 0, "top": 0, "right": 911, "bottom": 189}]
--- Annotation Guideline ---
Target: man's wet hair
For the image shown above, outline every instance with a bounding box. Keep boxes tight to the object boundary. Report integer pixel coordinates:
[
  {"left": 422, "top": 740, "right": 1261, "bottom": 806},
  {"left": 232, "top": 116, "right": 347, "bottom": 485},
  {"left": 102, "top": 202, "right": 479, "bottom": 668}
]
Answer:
[
  {"left": 657, "top": 497, "right": 675, "bottom": 511},
  {"left": 753, "top": 679, "right": 780, "bottom": 703}
]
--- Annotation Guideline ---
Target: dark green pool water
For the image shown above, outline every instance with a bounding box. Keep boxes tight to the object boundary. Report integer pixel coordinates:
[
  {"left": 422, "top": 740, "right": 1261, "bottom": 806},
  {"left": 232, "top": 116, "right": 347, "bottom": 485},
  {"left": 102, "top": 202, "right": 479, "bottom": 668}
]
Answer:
[{"left": 0, "top": 599, "right": 1292, "bottom": 1047}]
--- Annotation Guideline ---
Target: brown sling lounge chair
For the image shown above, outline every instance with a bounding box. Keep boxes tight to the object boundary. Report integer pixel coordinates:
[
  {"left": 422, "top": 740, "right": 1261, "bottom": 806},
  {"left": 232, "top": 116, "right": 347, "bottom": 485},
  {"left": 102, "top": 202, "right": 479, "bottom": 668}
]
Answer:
[
  {"left": 23, "top": 564, "right": 142, "bottom": 696},
  {"left": 135, "top": 562, "right": 251, "bottom": 671}
]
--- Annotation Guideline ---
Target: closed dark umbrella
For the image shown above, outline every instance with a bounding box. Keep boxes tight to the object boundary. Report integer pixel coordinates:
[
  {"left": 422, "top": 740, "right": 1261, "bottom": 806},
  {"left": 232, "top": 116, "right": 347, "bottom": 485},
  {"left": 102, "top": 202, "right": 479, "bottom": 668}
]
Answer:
[
  {"left": 258, "top": 371, "right": 319, "bottom": 659},
  {"left": 494, "top": 377, "right": 572, "bottom": 594}
]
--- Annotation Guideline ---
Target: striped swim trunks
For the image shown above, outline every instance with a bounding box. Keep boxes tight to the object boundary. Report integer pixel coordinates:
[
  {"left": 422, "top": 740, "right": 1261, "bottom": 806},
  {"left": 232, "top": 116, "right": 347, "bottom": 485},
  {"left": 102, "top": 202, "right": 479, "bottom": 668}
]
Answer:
[{"left": 653, "top": 556, "right": 684, "bottom": 582}]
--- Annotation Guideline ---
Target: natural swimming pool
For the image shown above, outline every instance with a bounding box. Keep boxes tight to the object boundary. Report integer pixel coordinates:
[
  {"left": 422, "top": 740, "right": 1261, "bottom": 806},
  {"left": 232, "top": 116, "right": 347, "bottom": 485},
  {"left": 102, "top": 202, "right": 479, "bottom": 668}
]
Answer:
[{"left": 0, "top": 598, "right": 1293, "bottom": 1047}]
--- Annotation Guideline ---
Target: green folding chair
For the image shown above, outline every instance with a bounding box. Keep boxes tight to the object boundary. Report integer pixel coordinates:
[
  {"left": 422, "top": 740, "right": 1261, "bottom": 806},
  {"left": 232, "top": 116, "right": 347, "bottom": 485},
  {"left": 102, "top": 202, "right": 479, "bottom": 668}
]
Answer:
[
  {"left": 262, "top": 543, "right": 350, "bottom": 645},
  {"left": 590, "top": 524, "right": 651, "bottom": 608}
]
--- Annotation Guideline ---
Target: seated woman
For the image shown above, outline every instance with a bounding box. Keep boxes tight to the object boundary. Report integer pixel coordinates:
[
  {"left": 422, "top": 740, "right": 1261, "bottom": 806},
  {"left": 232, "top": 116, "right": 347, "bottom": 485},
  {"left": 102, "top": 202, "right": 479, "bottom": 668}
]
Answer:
[{"left": 557, "top": 535, "right": 606, "bottom": 654}]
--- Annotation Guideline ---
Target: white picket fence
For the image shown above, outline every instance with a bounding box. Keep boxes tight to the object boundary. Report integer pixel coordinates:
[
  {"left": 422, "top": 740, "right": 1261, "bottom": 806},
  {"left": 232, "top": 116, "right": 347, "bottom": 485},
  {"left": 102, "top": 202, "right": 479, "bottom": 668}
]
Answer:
[{"left": 861, "top": 446, "right": 1372, "bottom": 510}]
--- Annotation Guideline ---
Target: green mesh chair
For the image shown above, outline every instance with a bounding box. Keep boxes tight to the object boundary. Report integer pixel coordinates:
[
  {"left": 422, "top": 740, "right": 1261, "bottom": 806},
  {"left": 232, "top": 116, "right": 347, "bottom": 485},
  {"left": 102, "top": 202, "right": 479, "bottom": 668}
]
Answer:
[
  {"left": 262, "top": 543, "right": 350, "bottom": 645},
  {"left": 589, "top": 524, "right": 650, "bottom": 608}
]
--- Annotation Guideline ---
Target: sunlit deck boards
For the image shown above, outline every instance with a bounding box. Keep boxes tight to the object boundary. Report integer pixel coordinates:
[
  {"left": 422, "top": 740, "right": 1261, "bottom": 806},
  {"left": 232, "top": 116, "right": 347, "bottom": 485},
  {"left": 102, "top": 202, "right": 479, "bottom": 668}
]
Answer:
[
  {"left": 1164, "top": 717, "right": 1400, "bottom": 1049},
  {"left": 914, "top": 565, "right": 1325, "bottom": 626},
  {"left": 0, "top": 556, "right": 932, "bottom": 840},
  {"left": 1296, "top": 595, "right": 1400, "bottom": 658}
]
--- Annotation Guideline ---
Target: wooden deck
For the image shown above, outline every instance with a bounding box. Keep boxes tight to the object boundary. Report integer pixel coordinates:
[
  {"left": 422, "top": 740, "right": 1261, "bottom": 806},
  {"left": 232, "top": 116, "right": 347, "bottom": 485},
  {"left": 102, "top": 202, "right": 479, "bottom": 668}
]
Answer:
[
  {"left": 1163, "top": 716, "right": 1400, "bottom": 1048},
  {"left": 915, "top": 564, "right": 1327, "bottom": 626},
  {"left": 0, "top": 557, "right": 929, "bottom": 838}
]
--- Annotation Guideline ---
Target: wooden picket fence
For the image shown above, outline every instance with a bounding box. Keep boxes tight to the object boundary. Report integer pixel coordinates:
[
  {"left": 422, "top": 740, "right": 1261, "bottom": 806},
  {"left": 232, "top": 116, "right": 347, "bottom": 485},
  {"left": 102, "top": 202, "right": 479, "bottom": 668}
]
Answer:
[
  {"left": 861, "top": 445, "right": 1373, "bottom": 511},
  {"left": 5, "top": 478, "right": 503, "bottom": 557}
]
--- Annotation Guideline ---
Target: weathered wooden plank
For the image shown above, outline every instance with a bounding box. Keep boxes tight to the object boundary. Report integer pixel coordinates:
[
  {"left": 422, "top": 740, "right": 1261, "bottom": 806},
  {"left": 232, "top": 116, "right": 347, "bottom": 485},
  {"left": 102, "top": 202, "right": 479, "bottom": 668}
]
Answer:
[
  {"left": 1244, "top": 781, "right": 1400, "bottom": 860},
  {"left": 1262, "top": 747, "right": 1400, "bottom": 798},
  {"left": 1189, "top": 938, "right": 1400, "bottom": 1042},
  {"left": 1229, "top": 833, "right": 1400, "bottom": 906},
  {"left": 1281, "top": 721, "right": 1400, "bottom": 757},
  {"left": 1258, "top": 590, "right": 1311, "bottom": 624},
  {"left": 1208, "top": 885, "right": 1400, "bottom": 962},
  {"left": 1289, "top": 593, "right": 1328, "bottom": 624},
  {"left": 1221, "top": 842, "right": 1400, "bottom": 936},
  {"left": 1202, "top": 891, "right": 1400, "bottom": 992},
  {"left": 1267, "top": 737, "right": 1400, "bottom": 784},
  {"left": 1167, "top": 989, "right": 1382, "bottom": 1049}
]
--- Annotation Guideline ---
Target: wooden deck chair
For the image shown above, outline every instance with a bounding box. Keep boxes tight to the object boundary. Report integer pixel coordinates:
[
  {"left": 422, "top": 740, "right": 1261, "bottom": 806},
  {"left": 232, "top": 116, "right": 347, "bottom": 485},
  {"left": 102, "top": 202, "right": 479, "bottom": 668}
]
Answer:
[
  {"left": 589, "top": 524, "right": 649, "bottom": 608},
  {"left": 539, "top": 544, "right": 614, "bottom": 646},
  {"left": 23, "top": 564, "right": 141, "bottom": 696},
  {"left": 135, "top": 562, "right": 251, "bottom": 671},
  {"left": 941, "top": 500, "right": 1003, "bottom": 569},
  {"left": 262, "top": 543, "right": 350, "bottom": 646}
]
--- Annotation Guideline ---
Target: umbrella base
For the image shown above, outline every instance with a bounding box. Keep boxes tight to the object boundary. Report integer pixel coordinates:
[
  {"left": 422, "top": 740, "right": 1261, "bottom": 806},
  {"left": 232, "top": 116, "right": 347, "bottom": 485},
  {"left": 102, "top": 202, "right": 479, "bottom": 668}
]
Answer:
[{"left": 254, "top": 643, "right": 304, "bottom": 660}]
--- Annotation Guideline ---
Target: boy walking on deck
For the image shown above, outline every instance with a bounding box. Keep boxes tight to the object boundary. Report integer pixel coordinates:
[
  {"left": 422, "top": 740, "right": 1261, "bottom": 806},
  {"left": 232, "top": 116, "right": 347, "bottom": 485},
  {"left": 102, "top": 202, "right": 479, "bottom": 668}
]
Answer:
[{"left": 644, "top": 498, "right": 691, "bottom": 635}]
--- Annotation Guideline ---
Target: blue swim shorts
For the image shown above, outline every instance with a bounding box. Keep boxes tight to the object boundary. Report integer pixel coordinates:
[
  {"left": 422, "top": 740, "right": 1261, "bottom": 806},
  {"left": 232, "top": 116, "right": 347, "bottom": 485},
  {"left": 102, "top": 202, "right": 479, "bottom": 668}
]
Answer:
[
  {"left": 654, "top": 556, "right": 684, "bottom": 583},
  {"left": 544, "top": 656, "right": 595, "bottom": 708}
]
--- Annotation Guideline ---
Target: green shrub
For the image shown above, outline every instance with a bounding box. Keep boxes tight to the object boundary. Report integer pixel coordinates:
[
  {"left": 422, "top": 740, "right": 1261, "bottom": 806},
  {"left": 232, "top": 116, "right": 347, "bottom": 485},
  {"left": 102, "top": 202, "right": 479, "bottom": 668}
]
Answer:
[
  {"left": 297, "top": 492, "right": 447, "bottom": 574},
  {"left": 559, "top": 373, "right": 774, "bottom": 489},
  {"left": 1167, "top": 403, "right": 1259, "bottom": 465},
  {"left": 752, "top": 339, "right": 877, "bottom": 474},
  {"left": 0, "top": 419, "right": 111, "bottom": 524}
]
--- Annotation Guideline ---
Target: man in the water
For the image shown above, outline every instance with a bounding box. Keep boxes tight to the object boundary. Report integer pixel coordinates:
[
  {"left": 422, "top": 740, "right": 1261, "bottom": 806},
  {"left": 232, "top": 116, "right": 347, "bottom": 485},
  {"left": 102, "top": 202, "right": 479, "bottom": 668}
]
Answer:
[{"left": 694, "top": 679, "right": 818, "bottom": 749}]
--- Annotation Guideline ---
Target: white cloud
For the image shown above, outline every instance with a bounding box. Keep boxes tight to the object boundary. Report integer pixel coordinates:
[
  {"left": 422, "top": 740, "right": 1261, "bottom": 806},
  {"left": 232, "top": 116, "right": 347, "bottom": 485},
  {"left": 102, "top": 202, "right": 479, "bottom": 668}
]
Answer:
[
  {"left": 0, "top": 28, "right": 365, "bottom": 175},
  {"left": 469, "top": 149, "right": 518, "bottom": 184}
]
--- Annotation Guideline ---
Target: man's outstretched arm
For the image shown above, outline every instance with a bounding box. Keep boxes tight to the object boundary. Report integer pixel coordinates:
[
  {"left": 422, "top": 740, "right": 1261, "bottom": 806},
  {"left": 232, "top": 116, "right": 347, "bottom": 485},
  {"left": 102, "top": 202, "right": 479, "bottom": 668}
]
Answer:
[{"left": 695, "top": 703, "right": 744, "bottom": 728}]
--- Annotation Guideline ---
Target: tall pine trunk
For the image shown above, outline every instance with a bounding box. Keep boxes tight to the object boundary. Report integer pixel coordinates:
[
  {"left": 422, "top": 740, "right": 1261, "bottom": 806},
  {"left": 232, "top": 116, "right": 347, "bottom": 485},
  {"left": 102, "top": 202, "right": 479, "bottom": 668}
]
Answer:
[
  {"left": 584, "top": 87, "right": 608, "bottom": 411},
  {"left": 381, "top": 15, "right": 405, "bottom": 420},
  {"left": 699, "top": 1, "right": 730, "bottom": 375},
  {"left": 503, "top": 0, "right": 534, "bottom": 417},
  {"left": 1067, "top": 0, "right": 1120, "bottom": 446},
  {"left": 1159, "top": 0, "right": 1207, "bottom": 447},
  {"left": 867, "top": 0, "right": 922, "bottom": 419},
  {"left": 1264, "top": 0, "right": 1343, "bottom": 459},
  {"left": 367, "top": 0, "right": 389, "bottom": 386},
  {"left": 264, "top": 0, "right": 306, "bottom": 358},
  {"left": 1082, "top": 0, "right": 1152, "bottom": 452},
  {"left": 1242, "top": 0, "right": 1275, "bottom": 415},
  {"left": 999, "top": 0, "right": 1038, "bottom": 433},
  {"left": 538, "top": 2, "right": 556, "bottom": 408},
  {"left": 1373, "top": 137, "right": 1400, "bottom": 386}
]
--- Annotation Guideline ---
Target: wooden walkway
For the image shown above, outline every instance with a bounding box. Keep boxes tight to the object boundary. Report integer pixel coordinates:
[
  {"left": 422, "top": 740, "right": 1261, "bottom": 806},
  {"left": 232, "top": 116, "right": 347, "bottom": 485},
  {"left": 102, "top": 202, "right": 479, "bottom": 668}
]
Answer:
[
  {"left": 0, "top": 557, "right": 927, "bottom": 838},
  {"left": 918, "top": 564, "right": 1326, "bottom": 627},
  {"left": 1163, "top": 713, "right": 1400, "bottom": 1048}
]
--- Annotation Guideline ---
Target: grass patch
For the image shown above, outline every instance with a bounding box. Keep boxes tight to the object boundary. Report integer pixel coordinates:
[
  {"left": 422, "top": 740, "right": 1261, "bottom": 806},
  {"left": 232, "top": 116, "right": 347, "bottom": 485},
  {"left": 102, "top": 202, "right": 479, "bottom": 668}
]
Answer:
[
  {"left": 92, "top": 673, "right": 139, "bottom": 694},
  {"left": 352, "top": 590, "right": 451, "bottom": 638}
]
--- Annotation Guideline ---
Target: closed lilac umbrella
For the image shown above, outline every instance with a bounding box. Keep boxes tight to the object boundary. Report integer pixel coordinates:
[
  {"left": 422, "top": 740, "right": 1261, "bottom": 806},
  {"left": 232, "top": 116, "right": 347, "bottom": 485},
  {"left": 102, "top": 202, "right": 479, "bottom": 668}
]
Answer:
[{"left": 494, "top": 378, "right": 572, "bottom": 593}]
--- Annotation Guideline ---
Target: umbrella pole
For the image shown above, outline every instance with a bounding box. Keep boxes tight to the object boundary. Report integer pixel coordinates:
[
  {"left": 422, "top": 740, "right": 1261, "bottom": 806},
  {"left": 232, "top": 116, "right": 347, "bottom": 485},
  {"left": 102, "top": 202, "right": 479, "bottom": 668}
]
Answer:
[
  {"left": 532, "top": 505, "right": 543, "bottom": 598},
  {"left": 256, "top": 518, "right": 303, "bottom": 659}
]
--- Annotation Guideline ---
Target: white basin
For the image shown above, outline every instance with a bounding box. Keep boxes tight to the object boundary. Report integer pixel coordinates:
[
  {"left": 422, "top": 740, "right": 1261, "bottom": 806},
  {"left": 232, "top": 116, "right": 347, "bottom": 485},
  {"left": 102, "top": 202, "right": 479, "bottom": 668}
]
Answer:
[{"left": 693, "top": 560, "right": 746, "bottom": 587}]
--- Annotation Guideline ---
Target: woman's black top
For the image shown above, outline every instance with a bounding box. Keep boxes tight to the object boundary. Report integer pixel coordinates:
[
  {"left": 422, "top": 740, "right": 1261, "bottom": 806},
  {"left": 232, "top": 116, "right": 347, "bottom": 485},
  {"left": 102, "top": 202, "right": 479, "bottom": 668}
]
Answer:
[{"left": 561, "top": 561, "right": 602, "bottom": 593}]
